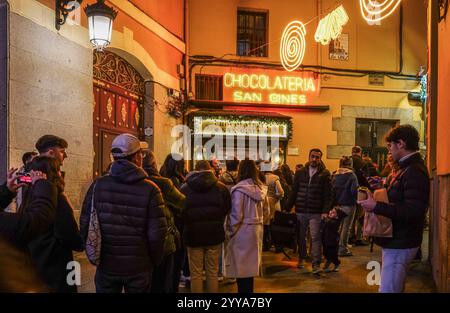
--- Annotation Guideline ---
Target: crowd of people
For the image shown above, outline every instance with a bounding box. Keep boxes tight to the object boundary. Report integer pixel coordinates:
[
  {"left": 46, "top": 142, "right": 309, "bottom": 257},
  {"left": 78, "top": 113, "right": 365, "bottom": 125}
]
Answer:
[{"left": 0, "top": 124, "right": 429, "bottom": 294}]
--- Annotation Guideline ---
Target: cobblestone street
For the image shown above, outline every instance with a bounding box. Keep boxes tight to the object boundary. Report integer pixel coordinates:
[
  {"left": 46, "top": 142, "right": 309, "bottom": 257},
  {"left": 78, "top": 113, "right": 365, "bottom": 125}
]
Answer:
[{"left": 76, "top": 234, "right": 435, "bottom": 293}]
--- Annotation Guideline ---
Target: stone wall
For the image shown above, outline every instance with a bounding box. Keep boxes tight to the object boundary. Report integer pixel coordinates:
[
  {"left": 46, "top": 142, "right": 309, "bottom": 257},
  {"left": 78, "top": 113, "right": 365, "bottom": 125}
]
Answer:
[
  {"left": 327, "top": 105, "right": 420, "bottom": 159},
  {"left": 8, "top": 12, "right": 93, "bottom": 214},
  {"left": 0, "top": 1, "right": 7, "bottom": 180}
]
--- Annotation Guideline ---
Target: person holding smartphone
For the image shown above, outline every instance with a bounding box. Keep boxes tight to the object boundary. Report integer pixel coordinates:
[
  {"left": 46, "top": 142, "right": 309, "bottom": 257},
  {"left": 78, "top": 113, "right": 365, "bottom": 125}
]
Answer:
[
  {"left": 0, "top": 168, "right": 58, "bottom": 251},
  {"left": 358, "top": 125, "right": 430, "bottom": 293},
  {"left": 20, "top": 156, "right": 83, "bottom": 293}
]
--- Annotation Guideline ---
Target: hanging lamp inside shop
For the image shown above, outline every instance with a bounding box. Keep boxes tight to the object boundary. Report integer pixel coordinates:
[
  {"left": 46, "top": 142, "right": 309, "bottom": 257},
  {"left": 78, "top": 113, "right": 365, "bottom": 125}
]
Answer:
[{"left": 85, "top": 0, "right": 118, "bottom": 51}]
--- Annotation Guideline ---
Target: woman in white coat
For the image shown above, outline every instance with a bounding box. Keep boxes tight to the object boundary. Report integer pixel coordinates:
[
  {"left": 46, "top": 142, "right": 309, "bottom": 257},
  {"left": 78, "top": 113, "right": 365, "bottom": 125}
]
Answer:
[{"left": 224, "top": 160, "right": 268, "bottom": 293}]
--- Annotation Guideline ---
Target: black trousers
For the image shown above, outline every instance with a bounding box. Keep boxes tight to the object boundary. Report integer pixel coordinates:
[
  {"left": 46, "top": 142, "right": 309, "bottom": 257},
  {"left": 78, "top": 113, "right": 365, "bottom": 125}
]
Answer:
[
  {"left": 95, "top": 270, "right": 152, "bottom": 293},
  {"left": 323, "top": 245, "right": 340, "bottom": 265},
  {"left": 151, "top": 253, "right": 175, "bottom": 293},
  {"left": 173, "top": 217, "right": 188, "bottom": 292},
  {"left": 172, "top": 246, "right": 185, "bottom": 292},
  {"left": 263, "top": 225, "right": 271, "bottom": 250},
  {"left": 236, "top": 277, "right": 254, "bottom": 293}
]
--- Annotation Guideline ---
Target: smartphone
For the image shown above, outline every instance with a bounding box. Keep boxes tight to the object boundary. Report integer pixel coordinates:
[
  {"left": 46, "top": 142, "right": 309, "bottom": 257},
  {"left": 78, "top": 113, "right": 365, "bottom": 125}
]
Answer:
[{"left": 16, "top": 173, "right": 32, "bottom": 184}]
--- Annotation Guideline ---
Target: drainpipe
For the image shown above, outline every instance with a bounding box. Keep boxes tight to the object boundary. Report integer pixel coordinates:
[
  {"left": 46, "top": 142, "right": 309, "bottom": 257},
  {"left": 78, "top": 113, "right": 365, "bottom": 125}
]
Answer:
[
  {"left": 427, "top": 0, "right": 438, "bottom": 171},
  {"left": 427, "top": 0, "right": 439, "bottom": 290},
  {"left": 184, "top": 0, "right": 189, "bottom": 98},
  {"left": 183, "top": 0, "right": 191, "bottom": 169},
  {"left": 317, "top": 0, "right": 322, "bottom": 69}
]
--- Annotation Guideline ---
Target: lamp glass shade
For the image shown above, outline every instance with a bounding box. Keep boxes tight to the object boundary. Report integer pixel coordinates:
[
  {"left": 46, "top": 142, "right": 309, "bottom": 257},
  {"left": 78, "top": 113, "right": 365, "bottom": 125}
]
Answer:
[{"left": 88, "top": 14, "right": 113, "bottom": 50}]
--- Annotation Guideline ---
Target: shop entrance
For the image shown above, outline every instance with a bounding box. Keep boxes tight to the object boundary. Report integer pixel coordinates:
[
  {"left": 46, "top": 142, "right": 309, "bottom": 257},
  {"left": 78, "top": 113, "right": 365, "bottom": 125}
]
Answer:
[
  {"left": 92, "top": 50, "right": 145, "bottom": 178},
  {"left": 355, "top": 118, "right": 399, "bottom": 171},
  {"left": 188, "top": 110, "right": 291, "bottom": 170}
]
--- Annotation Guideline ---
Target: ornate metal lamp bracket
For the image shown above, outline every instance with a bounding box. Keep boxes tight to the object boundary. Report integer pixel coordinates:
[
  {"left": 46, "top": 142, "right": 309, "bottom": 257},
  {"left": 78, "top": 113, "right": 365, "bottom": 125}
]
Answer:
[{"left": 55, "top": 0, "right": 83, "bottom": 30}]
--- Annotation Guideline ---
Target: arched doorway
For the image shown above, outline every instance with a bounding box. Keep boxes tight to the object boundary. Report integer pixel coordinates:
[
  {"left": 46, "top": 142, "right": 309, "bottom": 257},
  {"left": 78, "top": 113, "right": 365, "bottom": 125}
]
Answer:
[{"left": 92, "top": 50, "right": 145, "bottom": 178}]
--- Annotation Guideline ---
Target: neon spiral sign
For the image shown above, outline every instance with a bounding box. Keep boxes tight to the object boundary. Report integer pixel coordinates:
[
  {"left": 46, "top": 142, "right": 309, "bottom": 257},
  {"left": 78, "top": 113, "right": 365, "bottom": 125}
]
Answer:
[
  {"left": 280, "top": 21, "right": 306, "bottom": 72},
  {"left": 359, "top": 0, "right": 402, "bottom": 23}
]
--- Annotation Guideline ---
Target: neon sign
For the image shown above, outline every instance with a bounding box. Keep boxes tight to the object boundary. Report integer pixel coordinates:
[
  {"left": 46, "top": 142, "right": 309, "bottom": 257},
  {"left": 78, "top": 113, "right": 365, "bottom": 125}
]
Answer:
[
  {"left": 359, "top": 0, "right": 402, "bottom": 23},
  {"left": 314, "top": 5, "right": 349, "bottom": 45},
  {"left": 280, "top": 21, "right": 307, "bottom": 72},
  {"left": 222, "top": 69, "right": 320, "bottom": 105}
]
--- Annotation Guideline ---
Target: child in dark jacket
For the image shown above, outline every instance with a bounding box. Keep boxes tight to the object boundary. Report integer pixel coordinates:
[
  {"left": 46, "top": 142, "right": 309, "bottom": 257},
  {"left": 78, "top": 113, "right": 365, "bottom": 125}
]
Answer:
[{"left": 321, "top": 208, "right": 347, "bottom": 272}]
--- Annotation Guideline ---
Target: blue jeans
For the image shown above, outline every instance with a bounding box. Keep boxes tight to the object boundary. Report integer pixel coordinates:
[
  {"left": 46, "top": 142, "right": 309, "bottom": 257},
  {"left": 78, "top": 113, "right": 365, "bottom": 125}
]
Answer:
[
  {"left": 380, "top": 247, "right": 419, "bottom": 293},
  {"left": 218, "top": 243, "right": 223, "bottom": 276},
  {"left": 338, "top": 205, "right": 356, "bottom": 252},
  {"left": 297, "top": 213, "right": 322, "bottom": 266}
]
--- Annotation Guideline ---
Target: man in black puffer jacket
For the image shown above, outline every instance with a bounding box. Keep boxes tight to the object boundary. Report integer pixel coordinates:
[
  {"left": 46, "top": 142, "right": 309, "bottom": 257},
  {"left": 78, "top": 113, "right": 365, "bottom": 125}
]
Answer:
[
  {"left": 359, "top": 125, "right": 430, "bottom": 293},
  {"left": 287, "top": 148, "right": 332, "bottom": 274},
  {"left": 180, "top": 160, "right": 231, "bottom": 293},
  {"left": 80, "top": 133, "right": 167, "bottom": 293}
]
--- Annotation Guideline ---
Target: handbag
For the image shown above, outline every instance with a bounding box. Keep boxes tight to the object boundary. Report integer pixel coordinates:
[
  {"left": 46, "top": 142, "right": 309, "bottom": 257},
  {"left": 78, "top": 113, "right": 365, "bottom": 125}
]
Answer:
[
  {"left": 362, "top": 165, "right": 411, "bottom": 238},
  {"left": 85, "top": 182, "right": 101, "bottom": 266}
]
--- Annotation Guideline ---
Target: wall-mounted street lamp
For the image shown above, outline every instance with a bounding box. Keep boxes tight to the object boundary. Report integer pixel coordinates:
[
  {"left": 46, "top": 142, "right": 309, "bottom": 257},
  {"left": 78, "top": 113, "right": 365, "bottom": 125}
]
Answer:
[
  {"left": 55, "top": 0, "right": 83, "bottom": 30},
  {"left": 85, "top": 0, "right": 118, "bottom": 51}
]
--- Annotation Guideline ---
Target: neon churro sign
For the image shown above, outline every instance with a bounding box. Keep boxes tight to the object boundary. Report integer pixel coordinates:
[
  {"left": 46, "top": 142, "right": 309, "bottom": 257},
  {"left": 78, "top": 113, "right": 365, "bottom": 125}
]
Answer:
[{"left": 223, "top": 68, "right": 320, "bottom": 105}]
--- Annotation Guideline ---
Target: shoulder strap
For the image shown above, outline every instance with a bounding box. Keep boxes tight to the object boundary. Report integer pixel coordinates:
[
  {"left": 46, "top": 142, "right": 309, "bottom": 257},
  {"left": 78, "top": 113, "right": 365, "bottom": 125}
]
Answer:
[{"left": 91, "top": 181, "right": 97, "bottom": 214}]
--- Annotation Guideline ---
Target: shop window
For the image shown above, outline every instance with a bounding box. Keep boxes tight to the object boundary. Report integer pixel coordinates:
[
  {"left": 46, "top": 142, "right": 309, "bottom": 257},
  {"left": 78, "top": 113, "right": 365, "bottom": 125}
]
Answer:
[
  {"left": 356, "top": 119, "right": 399, "bottom": 172},
  {"left": 237, "top": 10, "right": 268, "bottom": 57},
  {"left": 195, "top": 74, "right": 223, "bottom": 100}
]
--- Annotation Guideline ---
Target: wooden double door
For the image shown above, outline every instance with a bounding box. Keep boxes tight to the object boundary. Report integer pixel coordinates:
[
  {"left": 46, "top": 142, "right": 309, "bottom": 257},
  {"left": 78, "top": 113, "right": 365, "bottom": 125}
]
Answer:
[
  {"left": 93, "top": 81, "right": 144, "bottom": 177},
  {"left": 92, "top": 50, "right": 147, "bottom": 178}
]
